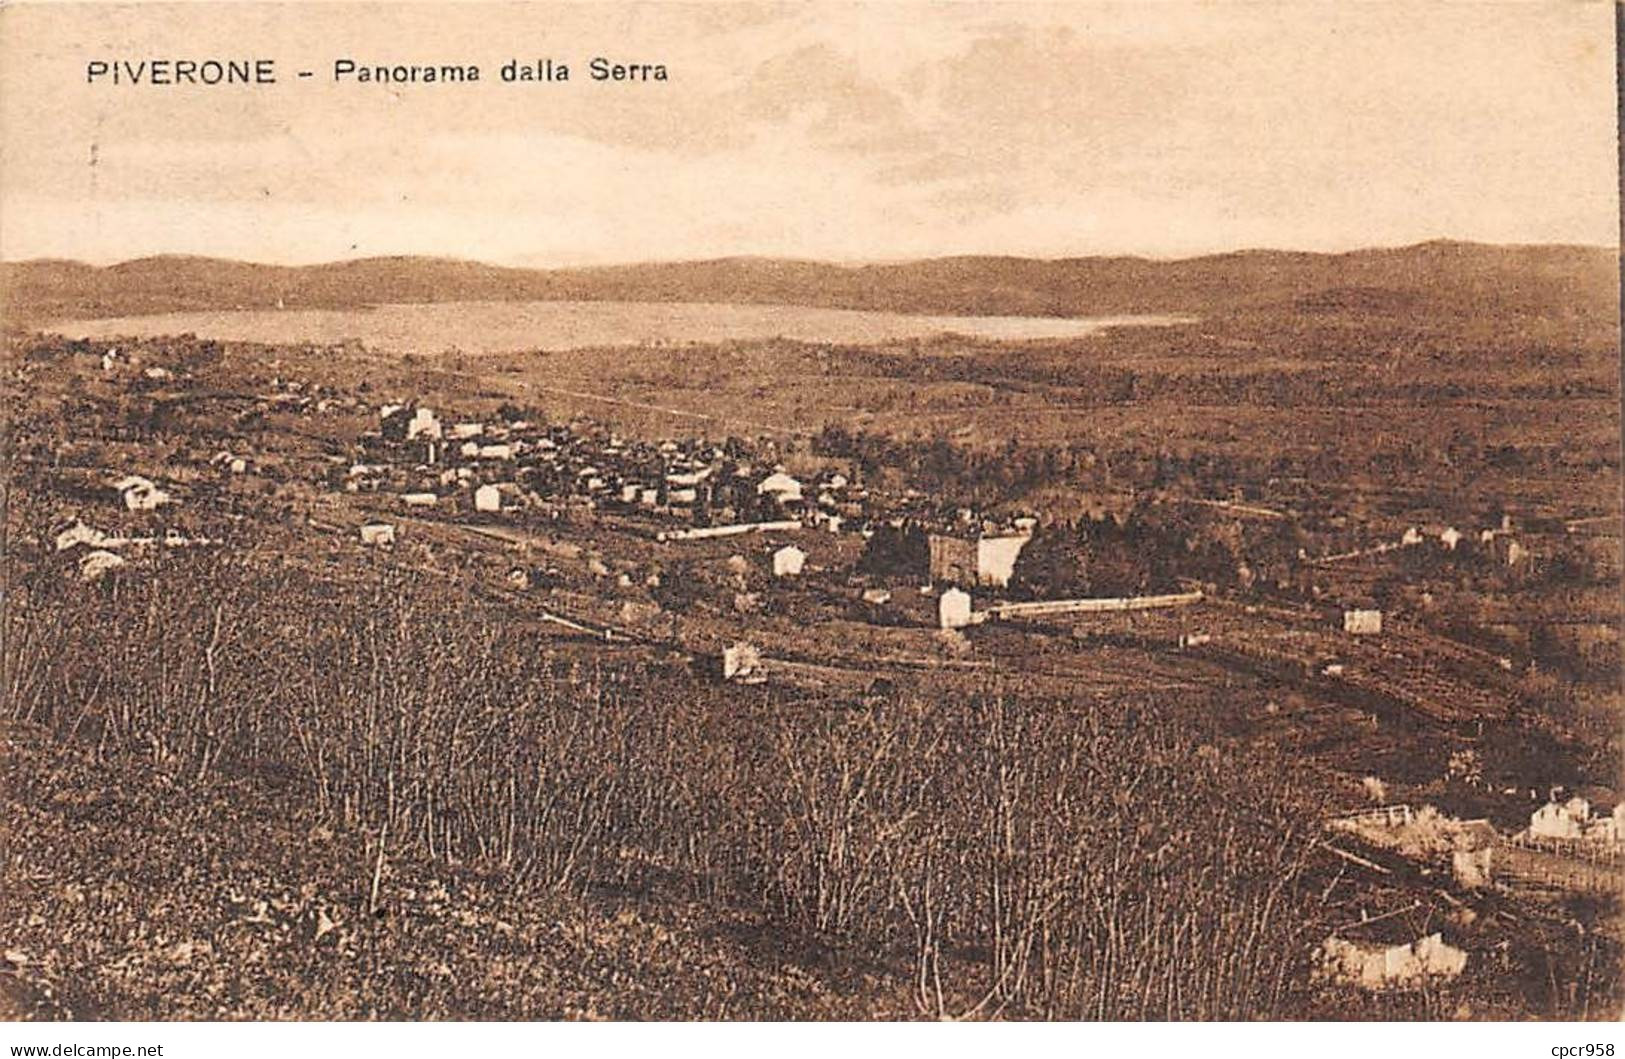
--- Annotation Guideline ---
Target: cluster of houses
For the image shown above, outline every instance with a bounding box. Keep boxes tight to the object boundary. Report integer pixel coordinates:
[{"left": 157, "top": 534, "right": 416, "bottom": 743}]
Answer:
[
  {"left": 347, "top": 403, "right": 864, "bottom": 530},
  {"left": 1525, "top": 790, "right": 1625, "bottom": 845},
  {"left": 1311, "top": 516, "right": 1533, "bottom": 570},
  {"left": 1324, "top": 790, "right": 1623, "bottom": 919},
  {"left": 348, "top": 405, "right": 1053, "bottom": 586},
  {"left": 49, "top": 472, "right": 220, "bottom": 582},
  {"left": 1317, "top": 931, "right": 1467, "bottom": 992}
]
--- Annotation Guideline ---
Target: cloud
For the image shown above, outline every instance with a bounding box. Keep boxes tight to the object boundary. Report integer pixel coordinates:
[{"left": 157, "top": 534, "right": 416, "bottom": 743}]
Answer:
[{"left": 0, "top": 1, "right": 1616, "bottom": 264}]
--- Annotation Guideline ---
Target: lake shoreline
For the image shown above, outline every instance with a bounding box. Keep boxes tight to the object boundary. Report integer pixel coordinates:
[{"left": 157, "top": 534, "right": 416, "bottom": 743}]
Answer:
[{"left": 42, "top": 299, "right": 1197, "bottom": 356}]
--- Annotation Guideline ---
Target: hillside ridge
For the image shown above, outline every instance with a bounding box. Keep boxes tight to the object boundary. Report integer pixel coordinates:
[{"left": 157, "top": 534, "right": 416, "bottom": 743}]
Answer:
[{"left": 2, "top": 240, "right": 1617, "bottom": 324}]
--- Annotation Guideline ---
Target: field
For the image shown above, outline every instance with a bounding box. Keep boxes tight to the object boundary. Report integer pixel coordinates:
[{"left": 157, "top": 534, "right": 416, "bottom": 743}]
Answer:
[{"left": 1, "top": 243, "right": 1620, "bottom": 1020}]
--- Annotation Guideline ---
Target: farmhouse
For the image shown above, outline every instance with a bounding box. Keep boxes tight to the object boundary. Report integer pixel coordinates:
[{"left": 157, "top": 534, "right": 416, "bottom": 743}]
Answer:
[{"left": 928, "top": 531, "right": 1031, "bottom": 588}]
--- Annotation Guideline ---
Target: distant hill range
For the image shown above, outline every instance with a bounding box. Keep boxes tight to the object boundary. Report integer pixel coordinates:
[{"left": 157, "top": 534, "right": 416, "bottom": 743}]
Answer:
[{"left": 2, "top": 240, "right": 1616, "bottom": 324}]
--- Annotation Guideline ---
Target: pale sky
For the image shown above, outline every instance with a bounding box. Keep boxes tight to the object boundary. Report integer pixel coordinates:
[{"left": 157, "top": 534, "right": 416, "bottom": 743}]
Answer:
[{"left": 0, "top": 1, "right": 1618, "bottom": 265}]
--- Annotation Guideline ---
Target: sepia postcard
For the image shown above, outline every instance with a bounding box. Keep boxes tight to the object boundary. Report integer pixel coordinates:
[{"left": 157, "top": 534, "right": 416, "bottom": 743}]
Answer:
[{"left": 0, "top": 0, "right": 1621, "bottom": 1041}]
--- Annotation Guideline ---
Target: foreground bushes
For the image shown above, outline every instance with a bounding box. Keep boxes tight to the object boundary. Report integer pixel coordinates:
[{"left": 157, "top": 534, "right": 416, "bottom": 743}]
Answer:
[{"left": 9, "top": 552, "right": 1334, "bottom": 1017}]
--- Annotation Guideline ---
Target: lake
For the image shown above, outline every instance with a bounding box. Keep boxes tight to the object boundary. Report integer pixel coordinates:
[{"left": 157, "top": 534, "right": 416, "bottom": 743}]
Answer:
[{"left": 49, "top": 300, "right": 1193, "bottom": 354}]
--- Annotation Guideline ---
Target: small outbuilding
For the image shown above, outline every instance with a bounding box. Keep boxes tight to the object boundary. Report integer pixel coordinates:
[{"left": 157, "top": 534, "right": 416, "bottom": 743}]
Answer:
[
  {"left": 55, "top": 520, "right": 108, "bottom": 552},
  {"left": 1343, "top": 609, "right": 1383, "bottom": 635},
  {"left": 78, "top": 550, "right": 127, "bottom": 582},
  {"left": 723, "top": 642, "right": 765, "bottom": 683},
  {"left": 112, "top": 475, "right": 172, "bottom": 512}
]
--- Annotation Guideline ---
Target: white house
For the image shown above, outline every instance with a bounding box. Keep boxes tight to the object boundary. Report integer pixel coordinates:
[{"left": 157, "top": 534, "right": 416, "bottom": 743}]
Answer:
[
  {"left": 407, "top": 407, "right": 442, "bottom": 440},
  {"left": 1440, "top": 527, "right": 1462, "bottom": 550},
  {"left": 1529, "top": 796, "right": 1590, "bottom": 840},
  {"left": 111, "top": 475, "right": 172, "bottom": 512},
  {"left": 772, "top": 545, "right": 806, "bottom": 578},
  {"left": 939, "top": 587, "right": 974, "bottom": 630},
  {"left": 474, "top": 484, "right": 502, "bottom": 512},
  {"left": 757, "top": 472, "right": 803, "bottom": 504},
  {"left": 1592, "top": 803, "right": 1625, "bottom": 843},
  {"left": 1530, "top": 795, "right": 1625, "bottom": 845},
  {"left": 976, "top": 533, "right": 1031, "bottom": 588},
  {"left": 402, "top": 492, "right": 438, "bottom": 508},
  {"left": 359, "top": 521, "right": 396, "bottom": 546}
]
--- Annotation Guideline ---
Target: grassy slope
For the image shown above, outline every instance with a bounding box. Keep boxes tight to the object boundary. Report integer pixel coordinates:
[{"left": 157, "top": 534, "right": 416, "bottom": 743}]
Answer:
[{"left": 0, "top": 727, "right": 909, "bottom": 1021}]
